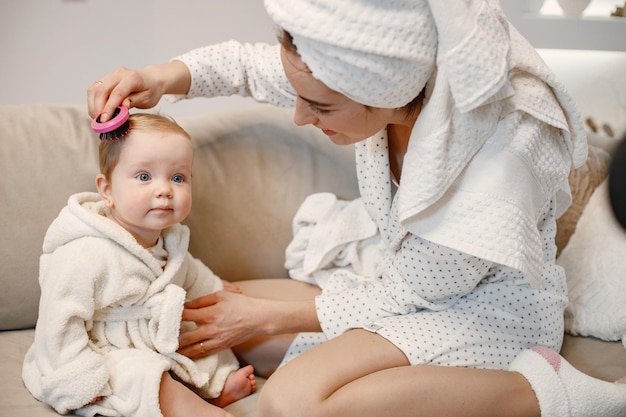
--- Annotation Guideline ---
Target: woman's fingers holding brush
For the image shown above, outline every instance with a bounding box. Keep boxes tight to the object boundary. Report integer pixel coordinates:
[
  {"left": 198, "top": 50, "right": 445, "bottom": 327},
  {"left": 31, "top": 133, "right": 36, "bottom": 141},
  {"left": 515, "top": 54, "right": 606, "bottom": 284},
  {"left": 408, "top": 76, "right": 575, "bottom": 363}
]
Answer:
[
  {"left": 87, "top": 62, "right": 191, "bottom": 121},
  {"left": 87, "top": 66, "right": 159, "bottom": 121},
  {"left": 88, "top": 66, "right": 126, "bottom": 119}
]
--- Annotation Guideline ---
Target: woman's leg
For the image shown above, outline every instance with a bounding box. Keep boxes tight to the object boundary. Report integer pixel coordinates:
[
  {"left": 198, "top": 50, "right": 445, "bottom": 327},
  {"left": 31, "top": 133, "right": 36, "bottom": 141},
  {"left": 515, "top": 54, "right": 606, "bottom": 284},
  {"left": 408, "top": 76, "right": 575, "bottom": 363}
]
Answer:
[
  {"left": 231, "top": 279, "right": 321, "bottom": 378},
  {"left": 258, "top": 329, "right": 540, "bottom": 417}
]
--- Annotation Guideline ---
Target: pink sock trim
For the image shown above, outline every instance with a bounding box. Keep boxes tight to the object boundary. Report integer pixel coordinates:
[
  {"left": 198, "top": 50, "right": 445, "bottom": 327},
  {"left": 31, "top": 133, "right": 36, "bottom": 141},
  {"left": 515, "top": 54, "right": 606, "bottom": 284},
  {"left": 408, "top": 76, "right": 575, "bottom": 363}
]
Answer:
[
  {"left": 617, "top": 376, "right": 626, "bottom": 384},
  {"left": 531, "top": 346, "right": 562, "bottom": 373}
]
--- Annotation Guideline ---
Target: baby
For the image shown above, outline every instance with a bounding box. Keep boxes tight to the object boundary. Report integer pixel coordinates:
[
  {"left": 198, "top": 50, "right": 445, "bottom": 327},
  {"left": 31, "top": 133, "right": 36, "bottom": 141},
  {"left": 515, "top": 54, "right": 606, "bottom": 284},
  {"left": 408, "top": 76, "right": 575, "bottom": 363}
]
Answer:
[{"left": 22, "top": 112, "right": 256, "bottom": 417}]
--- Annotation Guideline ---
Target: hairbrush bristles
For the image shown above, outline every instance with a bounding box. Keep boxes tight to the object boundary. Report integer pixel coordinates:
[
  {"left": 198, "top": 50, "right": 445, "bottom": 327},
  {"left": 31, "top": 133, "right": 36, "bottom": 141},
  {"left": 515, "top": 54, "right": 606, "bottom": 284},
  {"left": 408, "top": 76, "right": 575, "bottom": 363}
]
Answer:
[{"left": 91, "top": 106, "right": 130, "bottom": 141}]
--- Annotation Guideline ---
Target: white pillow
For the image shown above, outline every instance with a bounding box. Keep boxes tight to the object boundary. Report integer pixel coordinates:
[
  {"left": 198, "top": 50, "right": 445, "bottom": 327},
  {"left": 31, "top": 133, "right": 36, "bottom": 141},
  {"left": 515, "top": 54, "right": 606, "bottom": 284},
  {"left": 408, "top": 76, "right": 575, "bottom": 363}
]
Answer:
[{"left": 557, "top": 179, "right": 626, "bottom": 348}]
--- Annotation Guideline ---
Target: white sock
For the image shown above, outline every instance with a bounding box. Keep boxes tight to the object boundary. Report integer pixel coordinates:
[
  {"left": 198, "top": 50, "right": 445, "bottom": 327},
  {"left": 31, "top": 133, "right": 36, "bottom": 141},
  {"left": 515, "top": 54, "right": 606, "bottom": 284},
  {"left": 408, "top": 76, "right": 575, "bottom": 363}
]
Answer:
[{"left": 509, "top": 347, "right": 626, "bottom": 417}]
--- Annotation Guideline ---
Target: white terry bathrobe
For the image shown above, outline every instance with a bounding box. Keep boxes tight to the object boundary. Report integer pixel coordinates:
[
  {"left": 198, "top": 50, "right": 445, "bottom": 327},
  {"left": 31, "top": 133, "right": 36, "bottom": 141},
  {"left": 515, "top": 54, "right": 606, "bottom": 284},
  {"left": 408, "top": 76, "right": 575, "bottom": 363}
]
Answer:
[{"left": 22, "top": 192, "right": 238, "bottom": 417}]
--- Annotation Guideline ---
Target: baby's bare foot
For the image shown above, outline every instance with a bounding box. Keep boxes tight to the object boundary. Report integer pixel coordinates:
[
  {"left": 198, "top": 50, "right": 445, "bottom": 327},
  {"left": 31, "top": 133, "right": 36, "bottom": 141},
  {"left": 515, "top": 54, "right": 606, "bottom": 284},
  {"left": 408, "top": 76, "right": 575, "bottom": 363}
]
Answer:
[{"left": 210, "top": 365, "right": 257, "bottom": 407}]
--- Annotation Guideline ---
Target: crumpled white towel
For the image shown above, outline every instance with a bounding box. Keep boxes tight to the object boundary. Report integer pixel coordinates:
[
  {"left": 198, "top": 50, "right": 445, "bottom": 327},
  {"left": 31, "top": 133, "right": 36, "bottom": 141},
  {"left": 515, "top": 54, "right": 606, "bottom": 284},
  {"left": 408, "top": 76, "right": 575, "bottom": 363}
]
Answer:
[{"left": 285, "top": 193, "right": 383, "bottom": 288}]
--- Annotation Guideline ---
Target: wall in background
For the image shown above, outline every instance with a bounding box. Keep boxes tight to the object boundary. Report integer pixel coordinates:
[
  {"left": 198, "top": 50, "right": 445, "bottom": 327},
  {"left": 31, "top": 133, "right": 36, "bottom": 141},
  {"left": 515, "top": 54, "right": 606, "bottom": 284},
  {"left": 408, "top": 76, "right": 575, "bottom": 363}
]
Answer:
[
  {"left": 1, "top": 0, "right": 625, "bottom": 138},
  {"left": 539, "top": 49, "right": 626, "bottom": 142},
  {"left": 501, "top": 0, "right": 626, "bottom": 140},
  {"left": 0, "top": 0, "right": 275, "bottom": 118}
]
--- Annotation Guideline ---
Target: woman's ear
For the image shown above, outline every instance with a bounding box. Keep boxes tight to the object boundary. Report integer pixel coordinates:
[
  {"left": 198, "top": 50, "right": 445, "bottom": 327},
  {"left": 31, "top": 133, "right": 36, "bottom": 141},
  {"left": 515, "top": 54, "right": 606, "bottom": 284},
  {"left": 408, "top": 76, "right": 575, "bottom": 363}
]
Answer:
[{"left": 96, "top": 174, "right": 114, "bottom": 208}]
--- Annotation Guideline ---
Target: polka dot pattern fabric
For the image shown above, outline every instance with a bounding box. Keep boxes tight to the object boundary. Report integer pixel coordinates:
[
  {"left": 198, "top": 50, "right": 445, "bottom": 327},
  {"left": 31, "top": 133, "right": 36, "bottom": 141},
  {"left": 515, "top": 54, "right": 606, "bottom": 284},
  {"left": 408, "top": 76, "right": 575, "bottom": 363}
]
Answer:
[
  {"left": 172, "top": 41, "right": 296, "bottom": 108},
  {"left": 283, "top": 127, "right": 568, "bottom": 370},
  {"left": 284, "top": 204, "right": 567, "bottom": 370}
]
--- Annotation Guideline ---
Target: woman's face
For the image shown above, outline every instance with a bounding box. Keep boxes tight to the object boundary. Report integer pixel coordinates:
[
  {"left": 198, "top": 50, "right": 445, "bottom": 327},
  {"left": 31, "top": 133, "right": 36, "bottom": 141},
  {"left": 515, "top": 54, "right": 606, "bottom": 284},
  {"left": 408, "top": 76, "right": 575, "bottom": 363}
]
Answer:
[{"left": 281, "top": 48, "right": 406, "bottom": 146}]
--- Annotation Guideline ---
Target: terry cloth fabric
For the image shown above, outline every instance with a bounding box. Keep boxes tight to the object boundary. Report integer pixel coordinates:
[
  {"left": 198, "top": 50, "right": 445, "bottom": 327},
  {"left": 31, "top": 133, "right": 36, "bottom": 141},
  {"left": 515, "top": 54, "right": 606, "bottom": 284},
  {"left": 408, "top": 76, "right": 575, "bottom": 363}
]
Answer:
[
  {"left": 22, "top": 192, "right": 239, "bottom": 417},
  {"left": 285, "top": 193, "right": 382, "bottom": 287},
  {"left": 509, "top": 347, "right": 626, "bottom": 417},
  {"left": 557, "top": 179, "right": 626, "bottom": 347},
  {"left": 264, "top": 0, "right": 437, "bottom": 108}
]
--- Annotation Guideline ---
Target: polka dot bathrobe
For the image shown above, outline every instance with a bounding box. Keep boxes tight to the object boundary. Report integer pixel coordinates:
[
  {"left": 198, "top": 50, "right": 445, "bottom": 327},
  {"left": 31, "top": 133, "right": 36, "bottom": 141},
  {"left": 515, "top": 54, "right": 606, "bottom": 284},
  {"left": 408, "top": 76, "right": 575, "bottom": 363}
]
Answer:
[
  {"left": 173, "top": 1, "right": 588, "bottom": 371},
  {"left": 281, "top": 8, "right": 588, "bottom": 370}
]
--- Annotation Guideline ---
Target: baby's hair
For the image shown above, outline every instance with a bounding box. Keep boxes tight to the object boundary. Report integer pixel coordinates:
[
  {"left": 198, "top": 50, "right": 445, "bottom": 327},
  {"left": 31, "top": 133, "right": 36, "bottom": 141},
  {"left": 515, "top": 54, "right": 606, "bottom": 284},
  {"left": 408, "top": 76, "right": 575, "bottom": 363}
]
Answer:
[{"left": 98, "top": 113, "right": 191, "bottom": 181}]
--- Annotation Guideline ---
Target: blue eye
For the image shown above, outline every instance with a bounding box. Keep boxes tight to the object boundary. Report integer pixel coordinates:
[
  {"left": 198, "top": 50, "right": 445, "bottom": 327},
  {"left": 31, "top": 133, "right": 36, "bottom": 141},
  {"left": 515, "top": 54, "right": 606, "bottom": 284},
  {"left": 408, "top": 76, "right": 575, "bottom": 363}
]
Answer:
[
  {"left": 172, "top": 174, "right": 184, "bottom": 183},
  {"left": 137, "top": 173, "right": 150, "bottom": 181}
]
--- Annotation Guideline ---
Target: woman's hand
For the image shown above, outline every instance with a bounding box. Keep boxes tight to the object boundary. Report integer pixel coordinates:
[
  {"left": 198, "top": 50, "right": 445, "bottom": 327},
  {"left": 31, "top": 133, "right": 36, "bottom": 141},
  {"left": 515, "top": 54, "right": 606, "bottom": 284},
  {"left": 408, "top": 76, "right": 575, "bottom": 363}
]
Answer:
[
  {"left": 178, "top": 284, "right": 321, "bottom": 359},
  {"left": 87, "top": 61, "right": 192, "bottom": 121},
  {"left": 222, "top": 279, "right": 243, "bottom": 294},
  {"left": 178, "top": 291, "right": 264, "bottom": 358}
]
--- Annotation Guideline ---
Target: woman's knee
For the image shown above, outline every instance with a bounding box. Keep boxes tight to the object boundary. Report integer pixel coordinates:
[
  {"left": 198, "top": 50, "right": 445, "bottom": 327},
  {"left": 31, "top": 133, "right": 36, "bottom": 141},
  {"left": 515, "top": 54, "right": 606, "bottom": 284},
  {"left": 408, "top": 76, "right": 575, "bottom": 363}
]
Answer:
[{"left": 258, "top": 365, "right": 319, "bottom": 417}]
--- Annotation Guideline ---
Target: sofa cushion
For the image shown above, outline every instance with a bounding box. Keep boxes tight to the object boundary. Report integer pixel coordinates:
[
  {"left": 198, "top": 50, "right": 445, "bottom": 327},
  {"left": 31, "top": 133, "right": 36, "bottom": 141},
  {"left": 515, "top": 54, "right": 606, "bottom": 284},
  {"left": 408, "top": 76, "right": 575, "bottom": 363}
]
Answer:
[
  {"left": 0, "top": 329, "right": 265, "bottom": 417},
  {"left": 0, "top": 102, "right": 615, "bottom": 335},
  {"left": 0, "top": 104, "right": 358, "bottom": 331},
  {"left": 0, "top": 104, "right": 99, "bottom": 330},
  {"left": 558, "top": 178, "right": 626, "bottom": 347},
  {"left": 555, "top": 144, "right": 611, "bottom": 256}
]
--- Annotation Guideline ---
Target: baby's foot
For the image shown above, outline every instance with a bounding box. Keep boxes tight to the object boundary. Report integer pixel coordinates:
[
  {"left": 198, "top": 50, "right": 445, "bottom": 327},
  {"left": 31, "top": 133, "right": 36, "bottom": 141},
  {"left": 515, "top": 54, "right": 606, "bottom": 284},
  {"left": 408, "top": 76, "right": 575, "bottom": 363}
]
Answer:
[{"left": 210, "top": 365, "right": 257, "bottom": 407}]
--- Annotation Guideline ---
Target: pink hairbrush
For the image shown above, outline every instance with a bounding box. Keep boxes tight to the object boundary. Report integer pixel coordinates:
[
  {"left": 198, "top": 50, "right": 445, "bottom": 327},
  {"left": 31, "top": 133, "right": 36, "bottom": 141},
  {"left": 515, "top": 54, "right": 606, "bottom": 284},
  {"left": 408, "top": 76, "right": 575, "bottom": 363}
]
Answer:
[{"left": 91, "top": 106, "right": 130, "bottom": 141}]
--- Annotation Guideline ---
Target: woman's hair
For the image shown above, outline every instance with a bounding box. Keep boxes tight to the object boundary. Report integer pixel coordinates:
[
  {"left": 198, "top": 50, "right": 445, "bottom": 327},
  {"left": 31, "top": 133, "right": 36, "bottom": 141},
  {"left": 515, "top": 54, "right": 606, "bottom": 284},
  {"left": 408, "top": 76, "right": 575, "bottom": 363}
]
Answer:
[
  {"left": 278, "top": 28, "right": 298, "bottom": 54},
  {"left": 278, "top": 28, "right": 424, "bottom": 118},
  {"left": 98, "top": 113, "right": 191, "bottom": 180}
]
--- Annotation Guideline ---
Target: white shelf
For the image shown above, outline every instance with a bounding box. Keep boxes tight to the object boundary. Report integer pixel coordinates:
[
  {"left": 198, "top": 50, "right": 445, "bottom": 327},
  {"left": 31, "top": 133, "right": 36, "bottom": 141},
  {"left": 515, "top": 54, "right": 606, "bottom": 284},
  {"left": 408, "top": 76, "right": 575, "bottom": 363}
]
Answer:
[
  {"left": 512, "top": 15, "right": 626, "bottom": 51},
  {"left": 500, "top": 0, "right": 626, "bottom": 52}
]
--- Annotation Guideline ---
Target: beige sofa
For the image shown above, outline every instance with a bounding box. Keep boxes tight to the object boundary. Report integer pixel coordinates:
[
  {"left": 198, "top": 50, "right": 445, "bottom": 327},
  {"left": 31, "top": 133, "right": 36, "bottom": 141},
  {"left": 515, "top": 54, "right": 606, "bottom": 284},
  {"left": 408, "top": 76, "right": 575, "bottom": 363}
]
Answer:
[{"left": 1, "top": 103, "right": 625, "bottom": 417}]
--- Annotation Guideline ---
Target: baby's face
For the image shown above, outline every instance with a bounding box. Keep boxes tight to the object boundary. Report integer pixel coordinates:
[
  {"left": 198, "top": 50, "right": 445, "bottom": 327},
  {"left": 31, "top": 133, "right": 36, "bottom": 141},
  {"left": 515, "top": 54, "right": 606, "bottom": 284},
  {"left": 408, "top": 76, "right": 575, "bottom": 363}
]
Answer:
[{"left": 103, "top": 130, "right": 193, "bottom": 247}]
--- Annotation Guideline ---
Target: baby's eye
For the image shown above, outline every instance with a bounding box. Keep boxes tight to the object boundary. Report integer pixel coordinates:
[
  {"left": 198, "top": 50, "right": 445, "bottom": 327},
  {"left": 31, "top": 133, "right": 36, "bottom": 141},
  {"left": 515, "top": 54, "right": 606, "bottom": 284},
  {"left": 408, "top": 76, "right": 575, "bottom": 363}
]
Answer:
[
  {"left": 137, "top": 173, "right": 150, "bottom": 181},
  {"left": 172, "top": 174, "right": 184, "bottom": 184}
]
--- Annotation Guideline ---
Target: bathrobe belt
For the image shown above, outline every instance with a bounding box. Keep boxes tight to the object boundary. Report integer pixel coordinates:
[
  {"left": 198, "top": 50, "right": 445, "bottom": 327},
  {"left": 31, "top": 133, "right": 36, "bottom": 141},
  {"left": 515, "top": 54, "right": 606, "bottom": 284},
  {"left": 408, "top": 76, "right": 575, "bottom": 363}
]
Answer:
[{"left": 92, "top": 284, "right": 186, "bottom": 354}]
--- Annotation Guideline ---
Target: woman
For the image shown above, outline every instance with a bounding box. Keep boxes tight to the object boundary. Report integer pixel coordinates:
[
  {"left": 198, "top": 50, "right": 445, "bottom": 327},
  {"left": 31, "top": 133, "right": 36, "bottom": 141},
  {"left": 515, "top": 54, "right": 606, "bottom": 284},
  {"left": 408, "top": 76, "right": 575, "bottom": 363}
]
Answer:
[{"left": 88, "top": 1, "right": 626, "bottom": 416}]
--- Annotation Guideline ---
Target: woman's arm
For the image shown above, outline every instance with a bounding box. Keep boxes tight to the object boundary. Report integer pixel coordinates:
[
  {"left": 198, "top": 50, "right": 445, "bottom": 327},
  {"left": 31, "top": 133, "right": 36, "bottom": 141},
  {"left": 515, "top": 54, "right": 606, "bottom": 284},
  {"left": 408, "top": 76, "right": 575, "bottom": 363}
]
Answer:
[
  {"left": 87, "top": 41, "right": 295, "bottom": 120},
  {"left": 87, "top": 60, "right": 191, "bottom": 120},
  {"left": 178, "top": 279, "right": 321, "bottom": 358}
]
